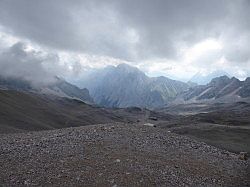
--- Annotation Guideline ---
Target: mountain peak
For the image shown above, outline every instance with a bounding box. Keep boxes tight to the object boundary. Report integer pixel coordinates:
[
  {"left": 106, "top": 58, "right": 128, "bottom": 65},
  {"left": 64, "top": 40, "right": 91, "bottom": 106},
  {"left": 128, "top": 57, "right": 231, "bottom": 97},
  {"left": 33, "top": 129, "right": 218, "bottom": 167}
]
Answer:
[
  {"left": 80, "top": 64, "right": 189, "bottom": 108},
  {"left": 174, "top": 75, "right": 250, "bottom": 103},
  {"left": 116, "top": 63, "right": 140, "bottom": 73},
  {"left": 230, "top": 76, "right": 241, "bottom": 83},
  {"left": 245, "top": 77, "right": 250, "bottom": 83},
  {"left": 210, "top": 75, "right": 230, "bottom": 86}
]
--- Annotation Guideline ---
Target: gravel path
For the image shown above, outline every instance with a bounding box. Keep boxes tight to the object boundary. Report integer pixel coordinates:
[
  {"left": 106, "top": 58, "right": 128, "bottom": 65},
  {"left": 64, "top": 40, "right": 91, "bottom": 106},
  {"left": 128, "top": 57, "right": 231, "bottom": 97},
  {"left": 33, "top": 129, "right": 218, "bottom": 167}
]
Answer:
[{"left": 0, "top": 123, "right": 249, "bottom": 186}]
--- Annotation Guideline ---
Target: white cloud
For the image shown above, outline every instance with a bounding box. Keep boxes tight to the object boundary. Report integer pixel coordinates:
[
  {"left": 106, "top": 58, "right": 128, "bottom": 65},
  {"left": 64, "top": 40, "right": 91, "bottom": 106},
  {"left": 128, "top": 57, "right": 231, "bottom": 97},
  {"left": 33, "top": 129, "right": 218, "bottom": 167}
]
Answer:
[{"left": 183, "top": 39, "right": 223, "bottom": 63}]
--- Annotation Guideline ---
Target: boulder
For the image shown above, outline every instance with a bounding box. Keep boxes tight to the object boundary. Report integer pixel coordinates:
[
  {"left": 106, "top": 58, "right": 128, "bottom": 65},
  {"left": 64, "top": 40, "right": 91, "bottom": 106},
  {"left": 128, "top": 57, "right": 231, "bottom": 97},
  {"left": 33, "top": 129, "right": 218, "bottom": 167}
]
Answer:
[
  {"left": 239, "top": 152, "right": 248, "bottom": 160},
  {"left": 143, "top": 123, "right": 156, "bottom": 127}
]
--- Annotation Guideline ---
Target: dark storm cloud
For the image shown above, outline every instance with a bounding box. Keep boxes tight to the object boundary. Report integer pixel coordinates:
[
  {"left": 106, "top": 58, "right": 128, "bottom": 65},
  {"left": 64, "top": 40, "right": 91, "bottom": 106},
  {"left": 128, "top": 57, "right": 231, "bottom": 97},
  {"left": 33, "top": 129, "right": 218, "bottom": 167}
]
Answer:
[
  {"left": 0, "top": 1, "right": 86, "bottom": 51},
  {"left": 113, "top": 0, "right": 250, "bottom": 61},
  {"left": 0, "top": 0, "right": 133, "bottom": 60},
  {"left": 0, "top": 0, "right": 249, "bottom": 63},
  {"left": 113, "top": 0, "right": 227, "bottom": 58}
]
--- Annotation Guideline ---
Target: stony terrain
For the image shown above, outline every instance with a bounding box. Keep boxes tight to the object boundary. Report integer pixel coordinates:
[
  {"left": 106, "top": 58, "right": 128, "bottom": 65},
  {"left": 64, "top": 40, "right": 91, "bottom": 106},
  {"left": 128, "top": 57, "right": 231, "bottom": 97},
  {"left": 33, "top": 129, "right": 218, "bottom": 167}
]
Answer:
[
  {"left": 0, "top": 123, "right": 249, "bottom": 186},
  {"left": 157, "top": 102, "right": 250, "bottom": 153}
]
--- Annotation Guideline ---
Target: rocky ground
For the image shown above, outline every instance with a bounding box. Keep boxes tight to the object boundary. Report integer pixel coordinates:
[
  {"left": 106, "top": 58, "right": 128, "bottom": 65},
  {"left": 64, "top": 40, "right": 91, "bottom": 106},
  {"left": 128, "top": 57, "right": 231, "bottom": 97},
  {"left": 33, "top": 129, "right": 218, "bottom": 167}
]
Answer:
[
  {"left": 0, "top": 123, "right": 249, "bottom": 186},
  {"left": 157, "top": 102, "right": 250, "bottom": 153}
]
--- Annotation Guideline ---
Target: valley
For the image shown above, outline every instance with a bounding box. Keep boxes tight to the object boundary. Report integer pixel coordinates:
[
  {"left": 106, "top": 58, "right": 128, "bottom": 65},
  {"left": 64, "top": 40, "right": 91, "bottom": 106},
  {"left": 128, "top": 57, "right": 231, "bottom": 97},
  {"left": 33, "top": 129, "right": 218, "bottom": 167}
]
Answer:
[
  {"left": 0, "top": 69, "right": 249, "bottom": 186},
  {"left": 1, "top": 1, "right": 250, "bottom": 186}
]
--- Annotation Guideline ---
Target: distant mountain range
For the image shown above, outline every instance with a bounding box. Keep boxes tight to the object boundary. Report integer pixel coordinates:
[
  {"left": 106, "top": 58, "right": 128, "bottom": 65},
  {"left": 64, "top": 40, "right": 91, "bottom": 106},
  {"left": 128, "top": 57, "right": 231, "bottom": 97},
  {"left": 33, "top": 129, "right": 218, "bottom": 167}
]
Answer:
[
  {"left": 80, "top": 63, "right": 190, "bottom": 108},
  {"left": 0, "top": 76, "right": 93, "bottom": 104},
  {"left": 190, "top": 70, "right": 231, "bottom": 85},
  {"left": 173, "top": 76, "right": 250, "bottom": 104},
  {"left": 1, "top": 65, "right": 249, "bottom": 109}
]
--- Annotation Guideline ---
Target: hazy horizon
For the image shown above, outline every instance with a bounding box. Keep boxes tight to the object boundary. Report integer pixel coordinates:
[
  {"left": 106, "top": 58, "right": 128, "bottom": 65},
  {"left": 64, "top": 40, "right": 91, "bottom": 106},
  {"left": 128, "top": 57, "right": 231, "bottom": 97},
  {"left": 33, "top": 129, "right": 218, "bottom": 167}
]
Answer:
[{"left": 0, "top": 2, "right": 250, "bottom": 184}]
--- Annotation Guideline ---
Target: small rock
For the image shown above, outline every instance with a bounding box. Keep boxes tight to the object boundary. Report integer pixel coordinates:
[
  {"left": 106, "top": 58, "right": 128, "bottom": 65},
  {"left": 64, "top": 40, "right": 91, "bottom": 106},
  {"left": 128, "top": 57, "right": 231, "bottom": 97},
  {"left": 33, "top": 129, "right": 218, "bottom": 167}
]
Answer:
[
  {"left": 143, "top": 123, "right": 156, "bottom": 127},
  {"left": 24, "top": 180, "right": 30, "bottom": 185},
  {"left": 109, "top": 179, "right": 115, "bottom": 183},
  {"left": 149, "top": 117, "right": 158, "bottom": 121},
  {"left": 239, "top": 152, "right": 248, "bottom": 160},
  {"left": 221, "top": 151, "right": 229, "bottom": 156},
  {"left": 115, "top": 159, "right": 121, "bottom": 163}
]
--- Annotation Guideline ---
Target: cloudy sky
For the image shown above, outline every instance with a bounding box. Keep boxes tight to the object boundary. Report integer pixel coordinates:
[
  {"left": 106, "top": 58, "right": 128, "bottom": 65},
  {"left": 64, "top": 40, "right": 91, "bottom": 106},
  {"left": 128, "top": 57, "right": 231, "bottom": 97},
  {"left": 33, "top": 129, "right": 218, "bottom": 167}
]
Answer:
[{"left": 0, "top": 0, "right": 250, "bottom": 83}]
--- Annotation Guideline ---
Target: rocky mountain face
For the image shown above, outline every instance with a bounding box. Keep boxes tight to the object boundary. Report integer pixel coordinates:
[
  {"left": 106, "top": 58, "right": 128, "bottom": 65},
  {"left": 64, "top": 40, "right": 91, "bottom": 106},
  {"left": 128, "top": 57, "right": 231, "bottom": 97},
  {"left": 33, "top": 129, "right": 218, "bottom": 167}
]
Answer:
[
  {"left": 80, "top": 63, "right": 189, "bottom": 108},
  {"left": 45, "top": 77, "right": 93, "bottom": 104},
  {"left": 238, "top": 77, "right": 250, "bottom": 98},
  {"left": 173, "top": 76, "right": 250, "bottom": 104},
  {"left": 0, "top": 76, "right": 93, "bottom": 104}
]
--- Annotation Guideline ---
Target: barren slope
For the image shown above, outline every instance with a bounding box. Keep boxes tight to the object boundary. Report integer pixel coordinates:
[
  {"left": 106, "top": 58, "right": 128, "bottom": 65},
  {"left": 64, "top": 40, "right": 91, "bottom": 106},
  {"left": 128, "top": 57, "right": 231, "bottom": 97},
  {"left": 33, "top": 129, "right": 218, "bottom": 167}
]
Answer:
[
  {"left": 0, "top": 124, "right": 249, "bottom": 186},
  {"left": 0, "top": 90, "right": 136, "bottom": 134}
]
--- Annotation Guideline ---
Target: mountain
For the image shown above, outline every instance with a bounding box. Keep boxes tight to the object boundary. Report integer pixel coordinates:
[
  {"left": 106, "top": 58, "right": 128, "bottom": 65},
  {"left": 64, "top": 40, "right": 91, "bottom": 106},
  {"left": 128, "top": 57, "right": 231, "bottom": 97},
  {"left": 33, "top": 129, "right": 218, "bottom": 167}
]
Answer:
[
  {"left": 80, "top": 63, "right": 189, "bottom": 108},
  {"left": 173, "top": 76, "right": 250, "bottom": 104},
  {"left": 190, "top": 70, "right": 231, "bottom": 85},
  {"left": 0, "top": 76, "right": 93, "bottom": 104},
  {"left": 0, "top": 89, "right": 144, "bottom": 134},
  {"left": 237, "top": 77, "right": 250, "bottom": 98},
  {"left": 44, "top": 77, "right": 94, "bottom": 104}
]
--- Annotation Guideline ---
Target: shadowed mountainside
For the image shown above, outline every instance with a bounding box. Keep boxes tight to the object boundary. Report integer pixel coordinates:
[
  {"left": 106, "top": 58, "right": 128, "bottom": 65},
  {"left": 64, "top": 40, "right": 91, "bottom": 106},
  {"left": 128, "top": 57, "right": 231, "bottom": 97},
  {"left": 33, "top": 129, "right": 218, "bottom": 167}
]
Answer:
[{"left": 0, "top": 90, "right": 144, "bottom": 134}]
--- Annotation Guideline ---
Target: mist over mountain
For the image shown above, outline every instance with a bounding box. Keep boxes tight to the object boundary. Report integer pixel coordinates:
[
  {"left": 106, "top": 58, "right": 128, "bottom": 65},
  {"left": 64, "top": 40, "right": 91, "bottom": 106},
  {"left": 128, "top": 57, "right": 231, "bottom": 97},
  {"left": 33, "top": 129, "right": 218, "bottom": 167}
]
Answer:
[
  {"left": 0, "top": 75, "right": 93, "bottom": 104},
  {"left": 1, "top": 1, "right": 250, "bottom": 186},
  {"left": 80, "top": 63, "right": 189, "bottom": 108}
]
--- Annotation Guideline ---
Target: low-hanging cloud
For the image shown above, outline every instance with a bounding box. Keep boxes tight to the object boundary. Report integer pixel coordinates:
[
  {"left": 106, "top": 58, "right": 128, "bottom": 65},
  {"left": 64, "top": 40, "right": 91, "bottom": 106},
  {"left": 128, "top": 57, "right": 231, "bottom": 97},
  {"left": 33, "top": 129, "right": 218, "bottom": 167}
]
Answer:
[{"left": 0, "top": 42, "right": 67, "bottom": 86}]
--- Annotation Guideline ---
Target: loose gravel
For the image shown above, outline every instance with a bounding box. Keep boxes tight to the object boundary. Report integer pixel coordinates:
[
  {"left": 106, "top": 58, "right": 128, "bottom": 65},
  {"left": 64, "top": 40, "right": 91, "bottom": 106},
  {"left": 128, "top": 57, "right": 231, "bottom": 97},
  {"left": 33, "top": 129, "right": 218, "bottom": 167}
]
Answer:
[{"left": 0, "top": 123, "right": 249, "bottom": 186}]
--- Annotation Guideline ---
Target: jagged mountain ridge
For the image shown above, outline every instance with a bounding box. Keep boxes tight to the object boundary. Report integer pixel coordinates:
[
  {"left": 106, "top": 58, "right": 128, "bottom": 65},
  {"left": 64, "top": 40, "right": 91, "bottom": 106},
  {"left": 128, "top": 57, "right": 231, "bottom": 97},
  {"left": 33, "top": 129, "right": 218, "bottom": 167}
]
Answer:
[
  {"left": 173, "top": 75, "right": 250, "bottom": 104},
  {"left": 0, "top": 76, "right": 93, "bottom": 104},
  {"left": 80, "top": 63, "right": 190, "bottom": 108}
]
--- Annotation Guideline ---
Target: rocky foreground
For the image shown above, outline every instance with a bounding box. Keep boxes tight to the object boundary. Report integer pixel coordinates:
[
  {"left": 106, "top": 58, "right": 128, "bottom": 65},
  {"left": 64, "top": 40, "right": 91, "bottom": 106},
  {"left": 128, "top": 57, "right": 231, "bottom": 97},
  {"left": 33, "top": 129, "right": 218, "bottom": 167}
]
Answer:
[{"left": 0, "top": 123, "right": 249, "bottom": 186}]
